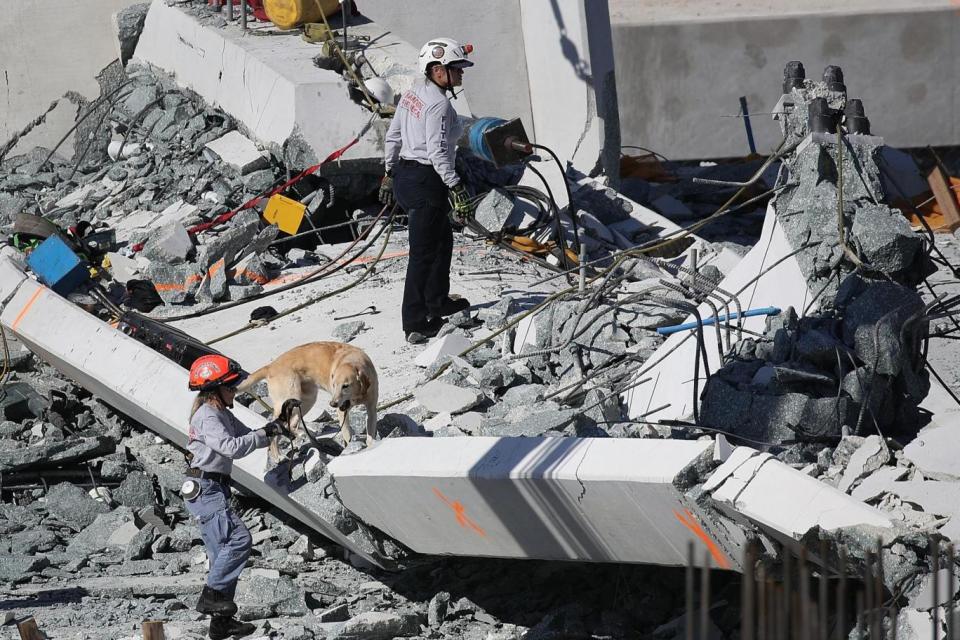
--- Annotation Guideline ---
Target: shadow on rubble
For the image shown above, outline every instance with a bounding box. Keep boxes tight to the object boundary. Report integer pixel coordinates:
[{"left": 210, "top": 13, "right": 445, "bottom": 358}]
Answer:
[
  {"left": 0, "top": 587, "right": 88, "bottom": 611},
  {"left": 383, "top": 555, "right": 742, "bottom": 636}
]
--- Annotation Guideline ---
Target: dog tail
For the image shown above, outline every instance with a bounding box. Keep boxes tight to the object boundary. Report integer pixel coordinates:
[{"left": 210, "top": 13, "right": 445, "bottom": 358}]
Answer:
[{"left": 236, "top": 364, "right": 269, "bottom": 393}]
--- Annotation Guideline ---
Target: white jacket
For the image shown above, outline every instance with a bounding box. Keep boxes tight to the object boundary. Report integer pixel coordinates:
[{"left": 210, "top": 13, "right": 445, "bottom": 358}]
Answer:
[{"left": 384, "top": 79, "right": 463, "bottom": 188}]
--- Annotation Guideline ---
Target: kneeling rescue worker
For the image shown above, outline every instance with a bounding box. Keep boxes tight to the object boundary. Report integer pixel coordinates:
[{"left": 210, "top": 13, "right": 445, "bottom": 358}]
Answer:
[
  {"left": 380, "top": 37, "right": 478, "bottom": 343},
  {"left": 183, "top": 355, "right": 285, "bottom": 640}
]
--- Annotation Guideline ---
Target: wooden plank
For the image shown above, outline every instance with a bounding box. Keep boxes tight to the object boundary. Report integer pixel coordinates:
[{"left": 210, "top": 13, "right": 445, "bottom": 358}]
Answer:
[
  {"left": 927, "top": 167, "right": 960, "bottom": 233},
  {"left": 142, "top": 620, "right": 166, "bottom": 640},
  {"left": 17, "top": 617, "right": 44, "bottom": 640}
]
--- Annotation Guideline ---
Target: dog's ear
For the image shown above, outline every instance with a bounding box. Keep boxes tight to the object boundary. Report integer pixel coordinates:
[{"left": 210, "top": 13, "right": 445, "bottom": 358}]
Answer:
[{"left": 356, "top": 370, "right": 370, "bottom": 396}]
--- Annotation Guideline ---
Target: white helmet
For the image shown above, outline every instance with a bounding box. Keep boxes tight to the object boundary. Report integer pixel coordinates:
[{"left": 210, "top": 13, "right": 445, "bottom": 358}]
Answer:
[{"left": 417, "top": 38, "right": 475, "bottom": 75}]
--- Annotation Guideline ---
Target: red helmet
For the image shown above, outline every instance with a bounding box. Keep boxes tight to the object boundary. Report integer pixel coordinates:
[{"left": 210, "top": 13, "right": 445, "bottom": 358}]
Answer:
[{"left": 188, "top": 355, "right": 245, "bottom": 391}]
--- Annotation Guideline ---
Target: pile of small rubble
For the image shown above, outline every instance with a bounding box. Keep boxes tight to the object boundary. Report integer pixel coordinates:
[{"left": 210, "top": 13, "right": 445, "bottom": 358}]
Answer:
[{"left": 0, "top": 354, "right": 721, "bottom": 639}]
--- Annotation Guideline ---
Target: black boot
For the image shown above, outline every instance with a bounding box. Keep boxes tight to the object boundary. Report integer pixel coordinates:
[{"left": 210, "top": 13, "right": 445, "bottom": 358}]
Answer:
[
  {"left": 208, "top": 616, "right": 256, "bottom": 640},
  {"left": 196, "top": 585, "right": 238, "bottom": 617}
]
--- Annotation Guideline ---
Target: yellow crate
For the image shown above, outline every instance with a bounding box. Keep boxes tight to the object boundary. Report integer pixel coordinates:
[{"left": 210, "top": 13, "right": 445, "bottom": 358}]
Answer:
[{"left": 263, "top": 194, "right": 306, "bottom": 235}]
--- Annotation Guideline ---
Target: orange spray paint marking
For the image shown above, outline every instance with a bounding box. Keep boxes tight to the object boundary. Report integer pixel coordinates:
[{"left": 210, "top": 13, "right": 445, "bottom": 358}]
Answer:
[
  {"left": 674, "top": 508, "right": 731, "bottom": 569},
  {"left": 433, "top": 488, "right": 487, "bottom": 537},
  {"left": 12, "top": 288, "right": 43, "bottom": 330}
]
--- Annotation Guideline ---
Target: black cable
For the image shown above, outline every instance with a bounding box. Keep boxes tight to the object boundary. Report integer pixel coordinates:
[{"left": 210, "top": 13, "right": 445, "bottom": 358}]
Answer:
[
  {"left": 526, "top": 163, "right": 572, "bottom": 271},
  {"left": 530, "top": 143, "right": 581, "bottom": 257}
]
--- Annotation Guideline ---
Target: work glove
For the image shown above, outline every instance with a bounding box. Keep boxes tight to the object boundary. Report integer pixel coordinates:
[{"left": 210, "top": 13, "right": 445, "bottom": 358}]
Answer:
[
  {"left": 448, "top": 183, "right": 474, "bottom": 227},
  {"left": 378, "top": 172, "right": 394, "bottom": 207},
  {"left": 261, "top": 420, "right": 284, "bottom": 438},
  {"left": 280, "top": 398, "right": 301, "bottom": 423}
]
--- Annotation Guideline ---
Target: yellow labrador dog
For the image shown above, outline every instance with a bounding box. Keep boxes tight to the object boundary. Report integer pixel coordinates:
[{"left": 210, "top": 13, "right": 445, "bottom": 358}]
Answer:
[{"left": 236, "top": 342, "right": 379, "bottom": 456}]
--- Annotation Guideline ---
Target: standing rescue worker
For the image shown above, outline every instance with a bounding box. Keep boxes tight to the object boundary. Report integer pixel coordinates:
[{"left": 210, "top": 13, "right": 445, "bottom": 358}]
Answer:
[
  {"left": 380, "top": 38, "right": 477, "bottom": 343},
  {"left": 183, "top": 355, "right": 284, "bottom": 640}
]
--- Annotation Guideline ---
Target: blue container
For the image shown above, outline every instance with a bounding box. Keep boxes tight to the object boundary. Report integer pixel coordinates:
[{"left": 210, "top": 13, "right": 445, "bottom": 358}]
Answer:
[{"left": 26, "top": 235, "right": 89, "bottom": 296}]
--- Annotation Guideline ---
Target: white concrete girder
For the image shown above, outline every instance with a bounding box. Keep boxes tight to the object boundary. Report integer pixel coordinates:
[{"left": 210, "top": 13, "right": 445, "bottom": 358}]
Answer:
[
  {"left": 624, "top": 202, "right": 812, "bottom": 421},
  {"left": 133, "top": 0, "right": 440, "bottom": 163},
  {"left": 703, "top": 447, "right": 893, "bottom": 544},
  {"left": 0, "top": 256, "right": 389, "bottom": 569},
  {"left": 329, "top": 436, "right": 741, "bottom": 569}
]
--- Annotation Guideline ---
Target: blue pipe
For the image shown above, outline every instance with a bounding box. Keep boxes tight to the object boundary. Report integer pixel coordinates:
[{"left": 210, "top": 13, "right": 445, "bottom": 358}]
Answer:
[
  {"left": 466, "top": 117, "right": 506, "bottom": 163},
  {"left": 655, "top": 306, "right": 781, "bottom": 336}
]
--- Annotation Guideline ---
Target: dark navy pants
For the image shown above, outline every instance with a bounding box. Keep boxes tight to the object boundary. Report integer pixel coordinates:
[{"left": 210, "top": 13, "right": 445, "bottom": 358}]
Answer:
[
  {"left": 393, "top": 160, "right": 453, "bottom": 332},
  {"left": 184, "top": 479, "right": 251, "bottom": 597}
]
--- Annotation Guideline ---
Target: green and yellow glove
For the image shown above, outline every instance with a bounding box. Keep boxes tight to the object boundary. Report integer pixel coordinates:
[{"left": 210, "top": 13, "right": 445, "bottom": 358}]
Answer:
[{"left": 448, "top": 183, "right": 474, "bottom": 226}]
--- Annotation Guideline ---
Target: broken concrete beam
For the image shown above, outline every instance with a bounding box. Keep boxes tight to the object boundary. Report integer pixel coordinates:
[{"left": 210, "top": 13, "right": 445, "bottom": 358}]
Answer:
[
  {"left": 329, "top": 437, "right": 735, "bottom": 568},
  {"left": 0, "top": 256, "right": 389, "bottom": 569},
  {"left": 703, "top": 447, "right": 893, "bottom": 541},
  {"left": 204, "top": 131, "right": 269, "bottom": 175}
]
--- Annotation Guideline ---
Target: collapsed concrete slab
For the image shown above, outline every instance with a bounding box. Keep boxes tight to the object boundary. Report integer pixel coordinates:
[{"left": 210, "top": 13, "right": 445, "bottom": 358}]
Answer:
[
  {"left": 132, "top": 0, "right": 457, "bottom": 164},
  {"left": 329, "top": 436, "right": 740, "bottom": 569},
  {"left": 703, "top": 447, "right": 893, "bottom": 543},
  {"left": 0, "top": 256, "right": 389, "bottom": 569}
]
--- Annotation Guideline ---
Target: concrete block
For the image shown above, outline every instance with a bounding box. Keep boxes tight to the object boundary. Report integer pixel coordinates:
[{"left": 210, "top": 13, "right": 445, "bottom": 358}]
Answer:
[
  {"left": 231, "top": 253, "right": 271, "bottom": 286},
  {"left": 204, "top": 130, "right": 268, "bottom": 175},
  {"left": 909, "top": 568, "right": 960, "bottom": 611},
  {"left": 888, "top": 480, "right": 960, "bottom": 520},
  {"left": 141, "top": 222, "right": 194, "bottom": 265},
  {"left": 474, "top": 188, "right": 517, "bottom": 233},
  {"left": 144, "top": 262, "right": 201, "bottom": 305},
  {"left": 106, "top": 251, "right": 140, "bottom": 283},
  {"left": 154, "top": 200, "right": 199, "bottom": 228},
  {"left": 0, "top": 258, "right": 389, "bottom": 568},
  {"left": 329, "top": 437, "right": 735, "bottom": 567},
  {"left": 837, "top": 435, "right": 890, "bottom": 494},
  {"left": 108, "top": 521, "right": 141, "bottom": 547},
  {"left": 704, "top": 447, "right": 893, "bottom": 540},
  {"left": 414, "top": 381, "right": 482, "bottom": 415},
  {"left": 414, "top": 334, "right": 473, "bottom": 368},
  {"left": 851, "top": 466, "right": 908, "bottom": 502},
  {"left": 112, "top": 3, "right": 149, "bottom": 65}
]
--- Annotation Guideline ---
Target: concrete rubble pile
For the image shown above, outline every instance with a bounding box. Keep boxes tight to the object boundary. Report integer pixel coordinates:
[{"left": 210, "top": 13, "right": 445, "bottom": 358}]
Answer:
[
  {"left": 0, "top": 355, "right": 724, "bottom": 639},
  {"left": 3, "top": 0, "right": 960, "bottom": 635},
  {"left": 0, "top": 59, "right": 371, "bottom": 315},
  {"left": 699, "top": 71, "right": 934, "bottom": 446}
]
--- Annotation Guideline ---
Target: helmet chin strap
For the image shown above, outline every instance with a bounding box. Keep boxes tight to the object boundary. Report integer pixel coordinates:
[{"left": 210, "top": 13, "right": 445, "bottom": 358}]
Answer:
[{"left": 429, "top": 65, "right": 460, "bottom": 100}]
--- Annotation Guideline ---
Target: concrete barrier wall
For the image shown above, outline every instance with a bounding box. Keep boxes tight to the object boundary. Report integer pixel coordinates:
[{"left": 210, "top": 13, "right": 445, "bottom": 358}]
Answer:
[
  {"left": 0, "top": 0, "right": 140, "bottom": 158},
  {"left": 353, "top": 0, "right": 534, "bottom": 133},
  {"left": 612, "top": 5, "right": 960, "bottom": 159}
]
